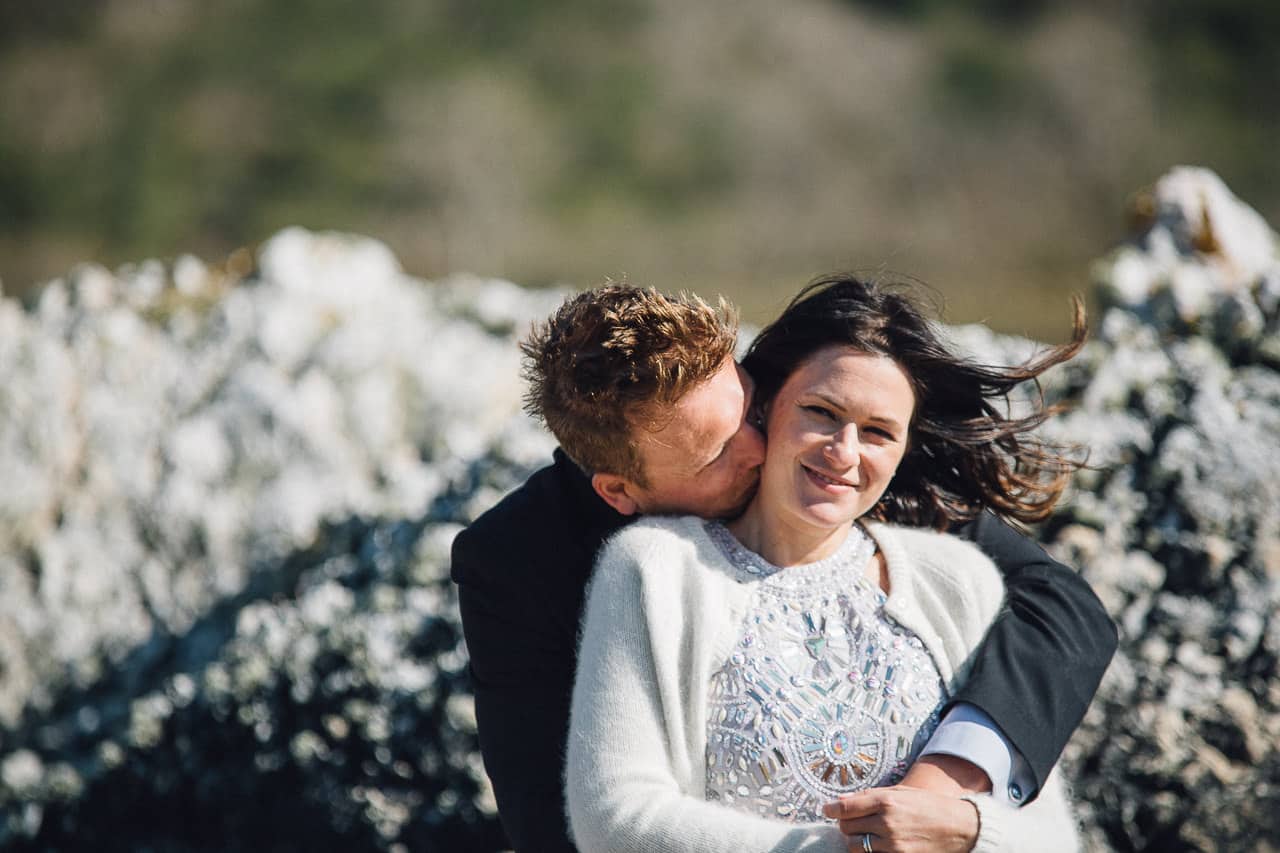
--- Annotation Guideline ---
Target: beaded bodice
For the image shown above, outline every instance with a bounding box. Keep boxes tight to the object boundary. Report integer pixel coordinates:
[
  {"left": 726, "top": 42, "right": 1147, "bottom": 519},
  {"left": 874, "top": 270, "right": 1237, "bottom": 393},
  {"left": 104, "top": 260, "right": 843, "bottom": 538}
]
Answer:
[{"left": 703, "top": 521, "right": 947, "bottom": 822}]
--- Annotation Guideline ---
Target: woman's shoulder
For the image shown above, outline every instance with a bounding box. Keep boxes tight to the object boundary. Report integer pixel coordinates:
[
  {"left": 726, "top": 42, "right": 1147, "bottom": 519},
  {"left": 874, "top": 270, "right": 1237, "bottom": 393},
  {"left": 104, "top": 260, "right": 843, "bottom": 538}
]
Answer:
[
  {"left": 864, "top": 521, "right": 1003, "bottom": 594},
  {"left": 865, "top": 521, "right": 984, "bottom": 558},
  {"left": 603, "top": 514, "right": 705, "bottom": 552},
  {"left": 588, "top": 515, "right": 742, "bottom": 630},
  {"left": 595, "top": 515, "right": 714, "bottom": 577}
]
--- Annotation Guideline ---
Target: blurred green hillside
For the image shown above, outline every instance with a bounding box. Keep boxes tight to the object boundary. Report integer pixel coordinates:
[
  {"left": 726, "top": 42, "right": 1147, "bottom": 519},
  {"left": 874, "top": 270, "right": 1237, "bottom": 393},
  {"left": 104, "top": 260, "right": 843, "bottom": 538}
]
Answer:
[{"left": 1, "top": 0, "right": 1276, "bottom": 338}]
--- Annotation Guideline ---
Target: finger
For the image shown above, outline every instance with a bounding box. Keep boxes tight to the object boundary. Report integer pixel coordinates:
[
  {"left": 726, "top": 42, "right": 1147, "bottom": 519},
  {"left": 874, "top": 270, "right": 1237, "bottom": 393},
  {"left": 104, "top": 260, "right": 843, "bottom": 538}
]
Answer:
[
  {"left": 837, "top": 816, "right": 887, "bottom": 838},
  {"left": 843, "top": 831, "right": 879, "bottom": 853},
  {"left": 823, "top": 790, "right": 887, "bottom": 820}
]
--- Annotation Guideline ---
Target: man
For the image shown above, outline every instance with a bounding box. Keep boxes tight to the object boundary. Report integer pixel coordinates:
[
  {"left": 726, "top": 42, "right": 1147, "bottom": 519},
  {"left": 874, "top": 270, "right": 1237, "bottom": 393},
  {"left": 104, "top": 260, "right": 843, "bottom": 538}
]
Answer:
[{"left": 451, "top": 285, "right": 1116, "bottom": 851}]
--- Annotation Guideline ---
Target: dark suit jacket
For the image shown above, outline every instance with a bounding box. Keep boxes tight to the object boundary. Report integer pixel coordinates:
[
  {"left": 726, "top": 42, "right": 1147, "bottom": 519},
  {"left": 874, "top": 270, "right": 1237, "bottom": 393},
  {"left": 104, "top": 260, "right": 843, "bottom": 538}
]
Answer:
[{"left": 451, "top": 449, "right": 1117, "bottom": 852}]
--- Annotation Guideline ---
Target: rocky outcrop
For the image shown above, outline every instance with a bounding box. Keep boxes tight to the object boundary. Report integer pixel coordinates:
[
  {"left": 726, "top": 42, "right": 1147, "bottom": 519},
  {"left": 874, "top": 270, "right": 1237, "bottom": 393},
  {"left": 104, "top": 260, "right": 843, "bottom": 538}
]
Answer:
[
  {"left": 1044, "top": 168, "right": 1280, "bottom": 852},
  {"left": 0, "top": 230, "right": 564, "bottom": 849},
  {"left": 952, "top": 167, "right": 1280, "bottom": 852},
  {"left": 0, "top": 168, "right": 1276, "bottom": 851}
]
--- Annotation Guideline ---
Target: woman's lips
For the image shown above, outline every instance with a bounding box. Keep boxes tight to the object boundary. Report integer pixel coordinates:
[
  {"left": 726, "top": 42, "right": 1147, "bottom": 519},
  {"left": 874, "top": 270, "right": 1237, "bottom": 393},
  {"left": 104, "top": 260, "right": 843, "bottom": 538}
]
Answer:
[{"left": 802, "top": 463, "right": 856, "bottom": 489}]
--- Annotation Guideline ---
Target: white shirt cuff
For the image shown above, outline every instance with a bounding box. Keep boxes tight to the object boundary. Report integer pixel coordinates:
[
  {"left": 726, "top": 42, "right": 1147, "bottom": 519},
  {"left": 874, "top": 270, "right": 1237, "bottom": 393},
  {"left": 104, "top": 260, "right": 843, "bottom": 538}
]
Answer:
[{"left": 920, "top": 703, "right": 1036, "bottom": 806}]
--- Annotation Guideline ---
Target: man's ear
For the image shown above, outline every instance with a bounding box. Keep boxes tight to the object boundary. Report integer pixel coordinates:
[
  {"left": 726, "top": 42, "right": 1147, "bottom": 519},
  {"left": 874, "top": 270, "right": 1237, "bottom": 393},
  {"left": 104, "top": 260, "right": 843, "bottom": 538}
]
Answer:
[{"left": 591, "top": 472, "right": 642, "bottom": 516}]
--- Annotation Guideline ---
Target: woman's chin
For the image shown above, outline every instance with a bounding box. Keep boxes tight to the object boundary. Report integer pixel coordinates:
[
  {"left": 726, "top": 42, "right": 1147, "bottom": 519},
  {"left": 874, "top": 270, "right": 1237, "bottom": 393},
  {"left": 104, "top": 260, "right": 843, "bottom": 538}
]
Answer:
[{"left": 791, "top": 500, "right": 860, "bottom": 530}]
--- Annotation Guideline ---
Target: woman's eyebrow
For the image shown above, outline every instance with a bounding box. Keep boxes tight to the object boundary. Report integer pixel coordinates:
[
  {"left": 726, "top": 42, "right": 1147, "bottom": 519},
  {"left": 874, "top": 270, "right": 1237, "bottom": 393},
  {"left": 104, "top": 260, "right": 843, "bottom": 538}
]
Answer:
[
  {"left": 812, "top": 391, "right": 906, "bottom": 432},
  {"left": 867, "top": 415, "right": 906, "bottom": 433},
  {"left": 810, "top": 391, "right": 847, "bottom": 412}
]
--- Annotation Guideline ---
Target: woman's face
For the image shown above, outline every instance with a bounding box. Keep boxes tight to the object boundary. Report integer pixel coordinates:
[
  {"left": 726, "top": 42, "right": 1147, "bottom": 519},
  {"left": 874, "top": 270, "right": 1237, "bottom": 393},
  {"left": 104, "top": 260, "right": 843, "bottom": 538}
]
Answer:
[{"left": 757, "top": 345, "right": 915, "bottom": 534}]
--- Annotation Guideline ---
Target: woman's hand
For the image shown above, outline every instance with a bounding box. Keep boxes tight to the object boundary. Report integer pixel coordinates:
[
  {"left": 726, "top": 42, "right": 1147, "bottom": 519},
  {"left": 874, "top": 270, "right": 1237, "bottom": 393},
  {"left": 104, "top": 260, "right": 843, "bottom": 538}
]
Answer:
[{"left": 822, "top": 785, "right": 980, "bottom": 853}]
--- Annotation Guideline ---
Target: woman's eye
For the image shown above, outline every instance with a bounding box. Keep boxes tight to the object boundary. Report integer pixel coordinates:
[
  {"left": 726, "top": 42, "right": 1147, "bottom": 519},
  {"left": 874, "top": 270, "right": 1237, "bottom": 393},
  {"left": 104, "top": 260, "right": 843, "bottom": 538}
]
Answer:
[
  {"left": 802, "top": 405, "right": 834, "bottom": 419},
  {"left": 864, "top": 426, "right": 895, "bottom": 441}
]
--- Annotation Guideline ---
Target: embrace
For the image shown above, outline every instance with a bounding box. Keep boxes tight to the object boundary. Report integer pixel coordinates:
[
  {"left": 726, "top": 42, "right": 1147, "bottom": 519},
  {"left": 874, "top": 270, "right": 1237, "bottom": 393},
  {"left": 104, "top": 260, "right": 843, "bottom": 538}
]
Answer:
[{"left": 452, "top": 274, "right": 1117, "bottom": 852}]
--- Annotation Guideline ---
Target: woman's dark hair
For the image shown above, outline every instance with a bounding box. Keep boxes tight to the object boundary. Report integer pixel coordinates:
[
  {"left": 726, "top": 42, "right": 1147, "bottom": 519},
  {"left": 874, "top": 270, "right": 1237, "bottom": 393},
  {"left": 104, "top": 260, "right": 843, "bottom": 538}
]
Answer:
[{"left": 741, "top": 273, "right": 1086, "bottom": 528}]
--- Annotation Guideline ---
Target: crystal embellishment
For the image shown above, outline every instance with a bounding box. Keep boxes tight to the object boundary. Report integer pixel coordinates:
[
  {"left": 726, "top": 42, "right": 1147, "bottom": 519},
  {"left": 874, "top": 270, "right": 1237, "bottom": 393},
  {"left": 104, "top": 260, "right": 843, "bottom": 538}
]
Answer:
[{"left": 703, "top": 521, "right": 947, "bottom": 823}]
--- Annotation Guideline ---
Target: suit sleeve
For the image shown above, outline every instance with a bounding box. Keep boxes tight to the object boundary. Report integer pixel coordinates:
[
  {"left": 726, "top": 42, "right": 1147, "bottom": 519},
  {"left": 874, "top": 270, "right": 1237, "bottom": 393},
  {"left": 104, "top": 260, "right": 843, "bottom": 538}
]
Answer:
[
  {"left": 950, "top": 512, "right": 1117, "bottom": 797},
  {"left": 453, "top": 532, "right": 579, "bottom": 853}
]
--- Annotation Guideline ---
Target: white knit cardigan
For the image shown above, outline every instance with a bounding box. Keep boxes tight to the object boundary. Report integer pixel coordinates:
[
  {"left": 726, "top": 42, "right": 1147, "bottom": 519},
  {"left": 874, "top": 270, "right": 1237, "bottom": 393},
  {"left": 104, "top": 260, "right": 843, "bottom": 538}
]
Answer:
[{"left": 565, "top": 516, "right": 1079, "bottom": 853}]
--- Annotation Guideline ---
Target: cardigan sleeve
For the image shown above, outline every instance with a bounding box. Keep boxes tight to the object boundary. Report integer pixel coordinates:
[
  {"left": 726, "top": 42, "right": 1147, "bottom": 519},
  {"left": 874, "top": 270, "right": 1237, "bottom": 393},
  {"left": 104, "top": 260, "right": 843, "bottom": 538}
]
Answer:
[
  {"left": 565, "top": 536, "right": 848, "bottom": 853},
  {"left": 964, "top": 768, "right": 1080, "bottom": 852}
]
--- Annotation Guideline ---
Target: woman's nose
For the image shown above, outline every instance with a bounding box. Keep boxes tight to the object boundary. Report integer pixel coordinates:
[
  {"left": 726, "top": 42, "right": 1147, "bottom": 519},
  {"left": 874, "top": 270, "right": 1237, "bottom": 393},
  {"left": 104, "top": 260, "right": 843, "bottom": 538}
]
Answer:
[{"left": 822, "top": 426, "right": 859, "bottom": 464}]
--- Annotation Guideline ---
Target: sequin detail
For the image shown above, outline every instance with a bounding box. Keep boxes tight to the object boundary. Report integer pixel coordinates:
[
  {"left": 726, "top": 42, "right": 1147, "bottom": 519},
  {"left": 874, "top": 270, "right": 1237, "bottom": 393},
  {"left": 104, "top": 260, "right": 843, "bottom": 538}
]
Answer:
[{"left": 703, "top": 521, "right": 947, "bottom": 822}]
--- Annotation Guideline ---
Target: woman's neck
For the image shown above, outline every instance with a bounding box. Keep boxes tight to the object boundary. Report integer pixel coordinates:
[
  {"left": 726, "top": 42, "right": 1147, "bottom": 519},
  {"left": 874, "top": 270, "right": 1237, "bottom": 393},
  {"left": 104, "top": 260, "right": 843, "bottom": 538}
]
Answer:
[{"left": 726, "top": 502, "right": 854, "bottom": 568}]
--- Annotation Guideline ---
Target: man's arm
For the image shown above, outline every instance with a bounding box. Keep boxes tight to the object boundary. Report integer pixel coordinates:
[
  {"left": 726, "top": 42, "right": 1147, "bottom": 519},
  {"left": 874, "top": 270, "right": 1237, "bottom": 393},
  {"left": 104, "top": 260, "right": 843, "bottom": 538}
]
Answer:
[
  {"left": 456, "top": 582, "right": 577, "bottom": 852},
  {"left": 948, "top": 511, "right": 1118, "bottom": 799},
  {"left": 912, "top": 703, "right": 1028, "bottom": 804},
  {"left": 449, "top": 452, "right": 620, "bottom": 851}
]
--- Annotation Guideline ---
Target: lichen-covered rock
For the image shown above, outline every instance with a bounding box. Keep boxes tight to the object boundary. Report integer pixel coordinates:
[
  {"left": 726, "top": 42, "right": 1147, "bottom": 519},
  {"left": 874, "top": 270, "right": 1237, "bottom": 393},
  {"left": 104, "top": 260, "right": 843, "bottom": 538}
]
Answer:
[
  {"left": 0, "top": 230, "right": 560, "bottom": 849},
  {"left": 1097, "top": 165, "right": 1280, "bottom": 367},
  {"left": 1057, "top": 169, "right": 1280, "bottom": 853},
  {"left": 1, "top": 167, "right": 1277, "bottom": 851},
  {"left": 957, "top": 166, "right": 1280, "bottom": 852}
]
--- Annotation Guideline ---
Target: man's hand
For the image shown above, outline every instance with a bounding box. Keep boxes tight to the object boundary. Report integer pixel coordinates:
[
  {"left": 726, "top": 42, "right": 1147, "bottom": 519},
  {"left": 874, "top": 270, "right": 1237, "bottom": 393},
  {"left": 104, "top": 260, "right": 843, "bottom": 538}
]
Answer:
[
  {"left": 898, "top": 754, "right": 992, "bottom": 796},
  {"left": 823, "top": 786, "right": 980, "bottom": 853}
]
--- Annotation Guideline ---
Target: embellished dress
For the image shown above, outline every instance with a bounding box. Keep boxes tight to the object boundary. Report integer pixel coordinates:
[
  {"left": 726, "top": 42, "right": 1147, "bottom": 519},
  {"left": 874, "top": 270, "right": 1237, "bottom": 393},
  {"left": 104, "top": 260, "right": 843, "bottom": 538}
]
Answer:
[{"left": 703, "top": 521, "right": 947, "bottom": 822}]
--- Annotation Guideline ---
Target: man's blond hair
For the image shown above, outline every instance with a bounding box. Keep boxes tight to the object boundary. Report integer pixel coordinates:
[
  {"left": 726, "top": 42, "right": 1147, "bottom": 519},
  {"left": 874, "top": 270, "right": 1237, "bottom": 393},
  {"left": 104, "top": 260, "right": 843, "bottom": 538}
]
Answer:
[{"left": 521, "top": 284, "right": 738, "bottom": 485}]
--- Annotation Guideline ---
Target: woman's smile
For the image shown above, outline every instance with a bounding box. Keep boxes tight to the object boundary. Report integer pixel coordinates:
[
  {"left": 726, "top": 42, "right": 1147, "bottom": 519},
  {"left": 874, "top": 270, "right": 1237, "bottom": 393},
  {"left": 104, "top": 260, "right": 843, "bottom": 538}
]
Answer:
[{"left": 800, "top": 463, "right": 856, "bottom": 491}]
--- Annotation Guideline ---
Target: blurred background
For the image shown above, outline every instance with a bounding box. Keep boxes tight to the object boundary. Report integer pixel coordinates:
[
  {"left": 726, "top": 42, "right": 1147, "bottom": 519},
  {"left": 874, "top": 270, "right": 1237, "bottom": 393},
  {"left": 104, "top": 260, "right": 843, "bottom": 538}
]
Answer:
[
  {"left": 2, "top": 0, "right": 1277, "bottom": 341},
  {"left": 3, "top": 4, "right": 1280, "bottom": 850}
]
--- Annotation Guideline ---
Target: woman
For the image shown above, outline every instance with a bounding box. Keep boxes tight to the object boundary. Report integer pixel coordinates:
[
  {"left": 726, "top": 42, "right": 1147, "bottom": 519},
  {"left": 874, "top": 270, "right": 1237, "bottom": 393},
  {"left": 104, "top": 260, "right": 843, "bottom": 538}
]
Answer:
[{"left": 565, "top": 275, "right": 1084, "bottom": 852}]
